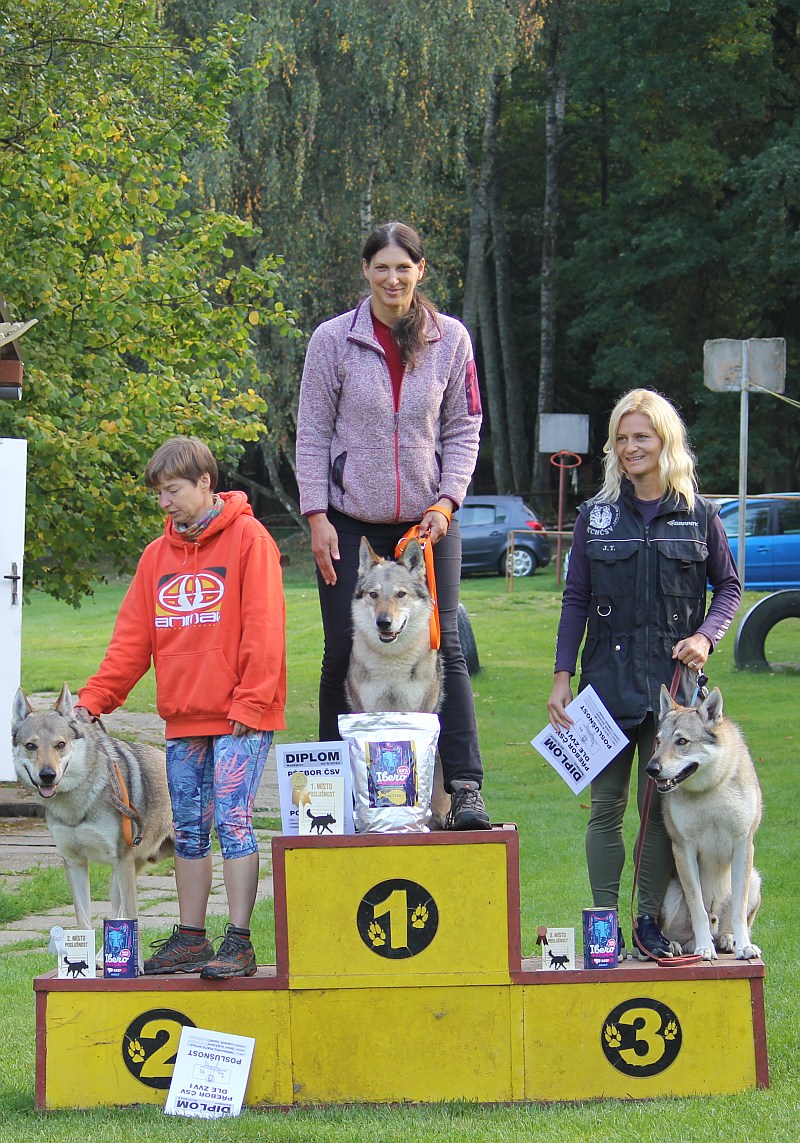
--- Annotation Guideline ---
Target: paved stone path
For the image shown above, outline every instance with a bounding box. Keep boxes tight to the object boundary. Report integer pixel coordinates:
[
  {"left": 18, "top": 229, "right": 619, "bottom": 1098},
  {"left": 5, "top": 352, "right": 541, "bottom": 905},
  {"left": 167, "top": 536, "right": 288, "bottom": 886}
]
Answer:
[{"left": 1, "top": 701, "right": 281, "bottom": 952}]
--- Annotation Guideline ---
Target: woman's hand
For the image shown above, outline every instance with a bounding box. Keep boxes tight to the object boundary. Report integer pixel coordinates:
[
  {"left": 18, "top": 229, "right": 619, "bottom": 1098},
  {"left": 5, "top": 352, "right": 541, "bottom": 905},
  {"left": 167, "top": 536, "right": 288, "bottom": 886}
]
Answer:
[
  {"left": 420, "top": 499, "right": 454, "bottom": 544},
  {"left": 672, "top": 633, "right": 712, "bottom": 672},
  {"left": 309, "top": 513, "right": 340, "bottom": 585},
  {"left": 547, "top": 672, "right": 575, "bottom": 731}
]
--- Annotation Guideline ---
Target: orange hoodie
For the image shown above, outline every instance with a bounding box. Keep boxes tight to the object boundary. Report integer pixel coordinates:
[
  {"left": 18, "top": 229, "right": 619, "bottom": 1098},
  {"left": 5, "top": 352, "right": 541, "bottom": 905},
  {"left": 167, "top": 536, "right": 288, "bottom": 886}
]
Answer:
[{"left": 79, "top": 491, "right": 286, "bottom": 737}]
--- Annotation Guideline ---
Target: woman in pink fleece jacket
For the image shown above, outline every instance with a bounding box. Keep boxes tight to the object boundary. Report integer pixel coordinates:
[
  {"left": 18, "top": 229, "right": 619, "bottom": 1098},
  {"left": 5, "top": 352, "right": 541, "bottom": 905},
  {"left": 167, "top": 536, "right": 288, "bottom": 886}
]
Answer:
[{"left": 296, "top": 220, "right": 490, "bottom": 831}]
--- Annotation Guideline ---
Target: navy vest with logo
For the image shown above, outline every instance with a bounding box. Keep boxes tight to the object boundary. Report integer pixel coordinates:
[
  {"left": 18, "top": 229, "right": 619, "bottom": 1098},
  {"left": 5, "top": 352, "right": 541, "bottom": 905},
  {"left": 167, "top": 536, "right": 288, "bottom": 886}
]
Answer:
[{"left": 577, "top": 482, "right": 718, "bottom": 727}]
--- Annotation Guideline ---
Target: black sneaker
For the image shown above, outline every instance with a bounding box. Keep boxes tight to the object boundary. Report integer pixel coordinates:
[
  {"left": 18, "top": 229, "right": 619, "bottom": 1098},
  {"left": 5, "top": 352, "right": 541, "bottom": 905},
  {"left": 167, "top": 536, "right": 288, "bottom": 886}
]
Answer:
[
  {"left": 445, "top": 780, "right": 491, "bottom": 831},
  {"left": 618, "top": 930, "right": 628, "bottom": 962},
  {"left": 633, "top": 913, "right": 673, "bottom": 961},
  {"left": 200, "top": 924, "right": 257, "bottom": 980},
  {"left": 143, "top": 925, "right": 215, "bottom": 975}
]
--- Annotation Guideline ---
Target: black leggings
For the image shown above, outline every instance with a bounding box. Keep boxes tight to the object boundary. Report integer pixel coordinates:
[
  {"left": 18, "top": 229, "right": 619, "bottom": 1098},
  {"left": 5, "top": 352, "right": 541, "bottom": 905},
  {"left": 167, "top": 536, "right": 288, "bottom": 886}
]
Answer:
[{"left": 316, "top": 509, "right": 483, "bottom": 791}]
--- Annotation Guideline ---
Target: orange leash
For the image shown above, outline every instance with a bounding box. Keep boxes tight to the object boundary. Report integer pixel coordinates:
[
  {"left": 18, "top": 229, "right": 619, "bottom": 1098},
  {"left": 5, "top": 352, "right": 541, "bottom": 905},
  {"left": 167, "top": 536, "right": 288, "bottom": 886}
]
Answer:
[{"left": 394, "top": 525, "right": 441, "bottom": 650}]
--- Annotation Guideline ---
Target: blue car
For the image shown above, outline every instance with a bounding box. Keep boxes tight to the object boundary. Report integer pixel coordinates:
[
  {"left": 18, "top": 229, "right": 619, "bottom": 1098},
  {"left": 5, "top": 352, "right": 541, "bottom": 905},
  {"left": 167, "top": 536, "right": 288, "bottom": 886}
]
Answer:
[{"left": 715, "top": 494, "right": 800, "bottom": 590}]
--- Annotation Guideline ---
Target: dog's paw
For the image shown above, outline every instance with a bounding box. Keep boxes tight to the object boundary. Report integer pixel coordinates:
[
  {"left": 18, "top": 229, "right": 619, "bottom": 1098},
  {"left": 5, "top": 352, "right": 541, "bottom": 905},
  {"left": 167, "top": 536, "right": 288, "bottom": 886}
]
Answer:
[
  {"left": 696, "top": 943, "right": 718, "bottom": 961},
  {"left": 716, "top": 932, "right": 735, "bottom": 953},
  {"left": 736, "top": 942, "right": 761, "bottom": 960}
]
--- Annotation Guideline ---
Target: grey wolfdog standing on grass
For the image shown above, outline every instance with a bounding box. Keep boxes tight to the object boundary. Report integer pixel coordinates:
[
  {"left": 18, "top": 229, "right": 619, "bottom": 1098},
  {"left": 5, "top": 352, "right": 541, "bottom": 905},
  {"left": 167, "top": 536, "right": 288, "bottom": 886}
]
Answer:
[
  {"left": 648, "top": 686, "right": 762, "bottom": 961},
  {"left": 12, "top": 683, "right": 174, "bottom": 936},
  {"left": 346, "top": 536, "right": 449, "bottom": 824}
]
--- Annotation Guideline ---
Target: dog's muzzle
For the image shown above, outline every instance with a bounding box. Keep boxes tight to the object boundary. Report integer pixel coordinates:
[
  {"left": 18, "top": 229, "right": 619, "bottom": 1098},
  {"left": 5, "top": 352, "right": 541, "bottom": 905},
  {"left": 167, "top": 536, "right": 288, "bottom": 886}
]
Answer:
[
  {"left": 647, "top": 760, "right": 699, "bottom": 793},
  {"left": 376, "top": 617, "right": 407, "bottom": 642},
  {"left": 25, "top": 761, "right": 66, "bottom": 799},
  {"left": 34, "top": 769, "right": 59, "bottom": 798}
]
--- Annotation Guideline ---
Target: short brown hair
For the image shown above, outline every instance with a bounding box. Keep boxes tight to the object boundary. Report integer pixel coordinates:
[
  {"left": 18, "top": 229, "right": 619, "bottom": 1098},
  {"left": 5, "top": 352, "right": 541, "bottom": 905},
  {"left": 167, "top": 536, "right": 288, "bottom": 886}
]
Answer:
[{"left": 144, "top": 437, "right": 218, "bottom": 490}]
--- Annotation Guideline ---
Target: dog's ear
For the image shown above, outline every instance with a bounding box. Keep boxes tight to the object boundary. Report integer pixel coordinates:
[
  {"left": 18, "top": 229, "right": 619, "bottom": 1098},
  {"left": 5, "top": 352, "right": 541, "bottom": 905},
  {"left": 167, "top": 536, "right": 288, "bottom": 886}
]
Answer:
[
  {"left": 658, "top": 683, "right": 677, "bottom": 721},
  {"left": 357, "top": 536, "right": 381, "bottom": 578},
  {"left": 11, "top": 687, "right": 32, "bottom": 733},
  {"left": 698, "top": 687, "right": 724, "bottom": 727},
  {"left": 398, "top": 538, "right": 425, "bottom": 576},
  {"left": 54, "top": 682, "right": 74, "bottom": 719}
]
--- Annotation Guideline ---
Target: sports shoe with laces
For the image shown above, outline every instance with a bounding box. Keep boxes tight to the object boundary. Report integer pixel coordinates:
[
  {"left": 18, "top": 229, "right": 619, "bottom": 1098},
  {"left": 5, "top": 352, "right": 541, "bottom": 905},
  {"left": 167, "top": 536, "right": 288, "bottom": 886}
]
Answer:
[
  {"left": 633, "top": 913, "right": 673, "bottom": 961},
  {"left": 200, "top": 924, "right": 257, "bottom": 980},
  {"left": 143, "top": 924, "right": 214, "bottom": 975},
  {"left": 445, "top": 780, "right": 491, "bottom": 831},
  {"left": 618, "top": 929, "right": 628, "bottom": 961}
]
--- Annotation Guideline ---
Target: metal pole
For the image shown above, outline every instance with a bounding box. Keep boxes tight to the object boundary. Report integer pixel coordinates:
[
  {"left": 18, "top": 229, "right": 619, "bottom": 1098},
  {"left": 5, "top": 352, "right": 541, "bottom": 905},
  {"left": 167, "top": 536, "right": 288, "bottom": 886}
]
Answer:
[
  {"left": 556, "top": 456, "right": 566, "bottom": 586},
  {"left": 737, "top": 340, "right": 749, "bottom": 590}
]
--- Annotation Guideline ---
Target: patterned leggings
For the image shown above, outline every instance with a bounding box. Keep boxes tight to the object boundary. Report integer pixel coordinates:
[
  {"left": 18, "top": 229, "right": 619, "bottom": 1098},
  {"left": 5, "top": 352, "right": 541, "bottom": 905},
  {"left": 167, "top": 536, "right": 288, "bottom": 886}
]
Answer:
[{"left": 166, "top": 731, "right": 273, "bottom": 860}]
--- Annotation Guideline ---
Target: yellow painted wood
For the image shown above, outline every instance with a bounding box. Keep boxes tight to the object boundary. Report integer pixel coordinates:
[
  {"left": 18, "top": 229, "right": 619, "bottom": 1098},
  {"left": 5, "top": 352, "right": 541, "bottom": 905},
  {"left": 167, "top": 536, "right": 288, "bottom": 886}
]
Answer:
[
  {"left": 523, "top": 978, "right": 758, "bottom": 1100},
  {"left": 37, "top": 972, "right": 764, "bottom": 1108},
  {"left": 283, "top": 842, "right": 511, "bottom": 986},
  {"left": 41, "top": 989, "right": 292, "bottom": 1110},
  {"left": 289, "top": 986, "right": 518, "bottom": 1104},
  {"left": 35, "top": 832, "right": 767, "bottom": 1109}
]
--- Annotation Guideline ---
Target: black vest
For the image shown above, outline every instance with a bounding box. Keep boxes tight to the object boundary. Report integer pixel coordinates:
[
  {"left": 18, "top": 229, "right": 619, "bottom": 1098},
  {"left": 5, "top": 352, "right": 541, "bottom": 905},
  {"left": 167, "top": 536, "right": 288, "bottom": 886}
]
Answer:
[{"left": 577, "top": 483, "right": 717, "bottom": 726}]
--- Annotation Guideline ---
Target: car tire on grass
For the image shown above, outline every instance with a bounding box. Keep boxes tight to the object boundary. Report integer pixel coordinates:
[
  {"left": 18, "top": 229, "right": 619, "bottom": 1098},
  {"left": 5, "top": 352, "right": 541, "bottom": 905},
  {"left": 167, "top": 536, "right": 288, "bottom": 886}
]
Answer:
[
  {"left": 501, "top": 546, "right": 537, "bottom": 578},
  {"left": 734, "top": 589, "right": 800, "bottom": 671},
  {"left": 457, "top": 602, "right": 480, "bottom": 676}
]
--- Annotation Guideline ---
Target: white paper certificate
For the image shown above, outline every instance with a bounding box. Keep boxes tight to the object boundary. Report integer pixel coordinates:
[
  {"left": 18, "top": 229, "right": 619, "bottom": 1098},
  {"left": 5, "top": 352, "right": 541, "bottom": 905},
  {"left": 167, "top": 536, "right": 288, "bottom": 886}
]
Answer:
[
  {"left": 531, "top": 685, "right": 626, "bottom": 794},
  {"left": 164, "top": 1027, "right": 255, "bottom": 1119}
]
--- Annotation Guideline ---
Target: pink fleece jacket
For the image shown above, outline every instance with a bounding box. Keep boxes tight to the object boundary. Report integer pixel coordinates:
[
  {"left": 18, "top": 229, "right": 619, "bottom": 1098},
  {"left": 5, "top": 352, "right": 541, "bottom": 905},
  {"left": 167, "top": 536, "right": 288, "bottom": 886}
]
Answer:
[{"left": 296, "top": 299, "right": 482, "bottom": 523}]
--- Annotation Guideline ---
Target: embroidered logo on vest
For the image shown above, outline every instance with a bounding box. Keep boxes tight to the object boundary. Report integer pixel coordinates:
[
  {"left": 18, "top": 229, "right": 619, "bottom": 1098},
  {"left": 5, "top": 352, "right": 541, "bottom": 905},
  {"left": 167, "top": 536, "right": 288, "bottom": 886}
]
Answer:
[{"left": 587, "top": 503, "right": 620, "bottom": 536}]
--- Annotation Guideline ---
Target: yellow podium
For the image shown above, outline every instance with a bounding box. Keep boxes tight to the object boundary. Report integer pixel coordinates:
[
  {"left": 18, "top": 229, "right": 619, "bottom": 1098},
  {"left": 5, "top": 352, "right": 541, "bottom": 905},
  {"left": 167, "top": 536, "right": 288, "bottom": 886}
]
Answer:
[{"left": 34, "top": 828, "right": 768, "bottom": 1109}]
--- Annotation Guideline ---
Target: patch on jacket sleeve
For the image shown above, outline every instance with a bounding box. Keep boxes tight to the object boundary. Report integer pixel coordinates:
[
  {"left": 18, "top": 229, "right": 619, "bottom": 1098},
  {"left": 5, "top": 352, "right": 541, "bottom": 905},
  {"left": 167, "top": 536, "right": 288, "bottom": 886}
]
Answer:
[{"left": 465, "top": 359, "right": 482, "bottom": 416}]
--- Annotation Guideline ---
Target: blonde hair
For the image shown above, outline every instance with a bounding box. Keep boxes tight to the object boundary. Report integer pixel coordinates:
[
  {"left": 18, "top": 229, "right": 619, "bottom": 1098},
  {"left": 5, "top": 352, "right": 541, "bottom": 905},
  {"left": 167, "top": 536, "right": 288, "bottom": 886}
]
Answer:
[{"left": 599, "top": 389, "right": 697, "bottom": 509}]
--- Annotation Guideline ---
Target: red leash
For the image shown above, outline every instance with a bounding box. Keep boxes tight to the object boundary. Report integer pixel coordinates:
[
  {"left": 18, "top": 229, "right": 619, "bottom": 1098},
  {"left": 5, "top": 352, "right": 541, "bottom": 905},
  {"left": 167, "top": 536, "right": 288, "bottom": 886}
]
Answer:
[{"left": 630, "top": 663, "right": 704, "bottom": 967}]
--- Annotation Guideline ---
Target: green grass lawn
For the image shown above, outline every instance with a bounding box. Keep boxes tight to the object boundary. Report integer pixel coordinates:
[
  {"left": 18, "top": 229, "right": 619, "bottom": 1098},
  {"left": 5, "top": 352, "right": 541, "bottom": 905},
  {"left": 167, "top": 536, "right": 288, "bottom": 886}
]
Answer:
[{"left": 3, "top": 551, "right": 799, "bottom": 1139}]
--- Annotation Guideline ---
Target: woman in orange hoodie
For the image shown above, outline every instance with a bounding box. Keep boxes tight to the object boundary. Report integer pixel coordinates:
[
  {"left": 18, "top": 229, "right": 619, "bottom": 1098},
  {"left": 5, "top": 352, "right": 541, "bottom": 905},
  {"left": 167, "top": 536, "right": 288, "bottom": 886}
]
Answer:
[{"left": 77, "top": 437, "right": 286, "bottom": 979}]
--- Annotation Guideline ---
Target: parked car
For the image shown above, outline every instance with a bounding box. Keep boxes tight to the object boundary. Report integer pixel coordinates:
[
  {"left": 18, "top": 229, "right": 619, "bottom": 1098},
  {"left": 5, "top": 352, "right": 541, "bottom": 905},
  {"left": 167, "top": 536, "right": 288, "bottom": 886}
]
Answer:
[
  {"left": 714, "top": 493, "right": 800, "bottom": 590},
  {"left": 459, "top": 495, "right": 551, "bottom": 578}
]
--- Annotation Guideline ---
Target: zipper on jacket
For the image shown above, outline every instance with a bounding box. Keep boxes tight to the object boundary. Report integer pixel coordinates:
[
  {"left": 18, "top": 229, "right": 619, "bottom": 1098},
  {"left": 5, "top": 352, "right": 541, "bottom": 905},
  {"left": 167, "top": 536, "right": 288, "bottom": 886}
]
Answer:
[
  {"left": 391, "top": 365, "right": 408, "bottom": 524},
  {"left": 643, "top": 519, "right": 653, "bottom": 711}
]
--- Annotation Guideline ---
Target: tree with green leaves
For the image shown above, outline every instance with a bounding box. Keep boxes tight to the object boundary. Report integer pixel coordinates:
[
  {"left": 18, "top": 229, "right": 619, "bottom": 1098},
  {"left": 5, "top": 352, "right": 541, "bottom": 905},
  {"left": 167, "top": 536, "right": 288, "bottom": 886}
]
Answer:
[
  {"left": 165, "top": 0, "right": 523, "bottom": 515},
  {"left": 0, "top": 0, "right": 295, "bottom": 603}
]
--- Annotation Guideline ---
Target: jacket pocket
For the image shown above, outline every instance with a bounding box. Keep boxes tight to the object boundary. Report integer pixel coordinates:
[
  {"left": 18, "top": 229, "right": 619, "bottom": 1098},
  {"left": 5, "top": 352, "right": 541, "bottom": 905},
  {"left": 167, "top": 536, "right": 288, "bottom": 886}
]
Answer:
[
  {"left": 331, "top": 451, "right": 347, "bottom": 493},
  {"left": 155, "top": 648, "right": 239, "bottom": 722},
  {"left": 587, "top": 544, "right": 638, "bottom": 634},
  {"left": 657, "top": 539, "right": 708, "bottom": 597}
]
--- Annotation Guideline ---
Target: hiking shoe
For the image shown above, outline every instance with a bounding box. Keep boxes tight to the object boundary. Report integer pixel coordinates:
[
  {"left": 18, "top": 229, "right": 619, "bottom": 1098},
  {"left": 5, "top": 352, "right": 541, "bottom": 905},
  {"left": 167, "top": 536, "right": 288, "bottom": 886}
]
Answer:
[
  {"left": 445, "top": 780, "right": 491, "bottom": 831},
  {"left": 200, "top": 924, "right": 257, "bottom": 980},
  {"left": 143, "top": 925, "right": 214, "bottom": 975},
  {"left": 633, "top": 914, "right": 673, "bottom": 961}
]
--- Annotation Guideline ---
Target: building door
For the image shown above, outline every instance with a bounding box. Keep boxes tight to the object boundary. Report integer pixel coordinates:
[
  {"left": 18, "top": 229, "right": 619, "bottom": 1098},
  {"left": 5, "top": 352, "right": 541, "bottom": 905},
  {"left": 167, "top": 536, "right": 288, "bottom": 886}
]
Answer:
[{"left": 0, "top": 437, "right": 27, "bottom": 780}]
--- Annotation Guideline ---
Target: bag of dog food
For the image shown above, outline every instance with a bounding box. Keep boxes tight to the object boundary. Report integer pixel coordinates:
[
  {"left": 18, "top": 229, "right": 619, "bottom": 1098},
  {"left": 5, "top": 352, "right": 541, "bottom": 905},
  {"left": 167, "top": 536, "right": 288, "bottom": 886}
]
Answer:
[{"left": 338, "top": 712, "right": 439, "bottom": 833}]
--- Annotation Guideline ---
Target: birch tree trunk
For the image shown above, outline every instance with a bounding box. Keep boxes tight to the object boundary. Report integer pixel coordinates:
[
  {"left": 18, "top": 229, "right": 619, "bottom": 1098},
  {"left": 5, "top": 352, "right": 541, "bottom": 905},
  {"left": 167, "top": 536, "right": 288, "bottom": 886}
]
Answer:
[
  {"left": 532, "top": 9, "right": 570, "bottom": 499},
  {"left": 478, "top": 266, "right": 512, "bottom": 492},
  {"left": 490, "top": 187, "right": 528, "bottom": 492},
  {"left": 461, "top": 70, "right": 503, "bottom": 347}
]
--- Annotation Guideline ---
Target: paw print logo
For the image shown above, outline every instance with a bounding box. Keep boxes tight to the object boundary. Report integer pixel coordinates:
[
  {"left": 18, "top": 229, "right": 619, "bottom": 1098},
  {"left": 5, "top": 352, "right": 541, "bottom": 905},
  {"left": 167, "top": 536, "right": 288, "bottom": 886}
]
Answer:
[
  {"left": 127, "top": 1039, "right": 146, "bottom": 1064},
  {"left": 411, "top": 904, "right": 428, "bottom": 929},
  {"left": 368, "top": 921, "right": 386, "bottom": 947},
  {"left": 601, "top": 999, "right": 682, "bottom": 1077}
]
